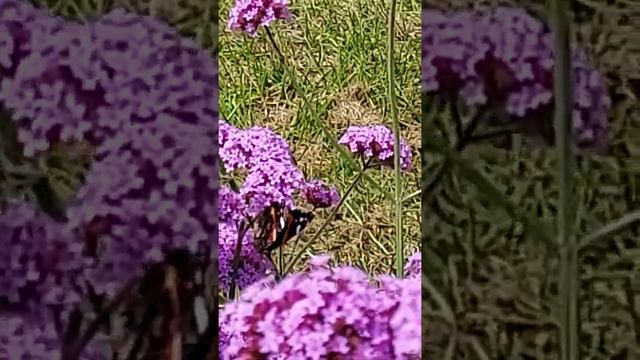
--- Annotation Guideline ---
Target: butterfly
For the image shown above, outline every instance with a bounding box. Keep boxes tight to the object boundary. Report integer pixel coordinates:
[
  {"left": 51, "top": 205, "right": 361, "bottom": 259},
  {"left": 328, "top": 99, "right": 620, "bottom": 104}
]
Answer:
[
  {"left": 253, "top": 202, "right": 314, "bottom": 257},
  {"left": 60, "top": 249, "right": 215, "bottom": 360}
]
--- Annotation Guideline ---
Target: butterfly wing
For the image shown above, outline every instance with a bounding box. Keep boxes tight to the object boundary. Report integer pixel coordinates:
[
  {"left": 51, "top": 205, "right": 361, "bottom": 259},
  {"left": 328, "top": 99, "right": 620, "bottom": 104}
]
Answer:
[
  {"left": 253, "top": 203, "right": 285, "bottom": 254},
  {"left": 267, "top": 208, "right": 314, "bottom": 252},
  {"left": 253, "top": 203, "right": 314, "bottom": 255}
]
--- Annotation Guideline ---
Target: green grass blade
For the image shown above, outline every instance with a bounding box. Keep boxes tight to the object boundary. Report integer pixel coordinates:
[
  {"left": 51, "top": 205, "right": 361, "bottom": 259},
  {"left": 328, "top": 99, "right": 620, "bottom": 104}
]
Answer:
[
  {"left": 579, "top": 210, "right": 640, "bottom": 250},
  {"left": 387, "top": 0, "right": 404, "bottom": 278}
]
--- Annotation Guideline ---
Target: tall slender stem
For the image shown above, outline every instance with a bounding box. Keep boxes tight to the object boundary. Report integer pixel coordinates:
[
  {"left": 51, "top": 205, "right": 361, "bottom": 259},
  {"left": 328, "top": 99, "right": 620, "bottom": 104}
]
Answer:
[
  {"left": 284, "top": 159, "right": 371, "bottom": 274},
  {"left": 422, "top": 105, "right": 483, "bottom": 201},
  {"left": 549, "top": 0, "right": 579, "bottom": 358},
  {"left": 387, "top": 0, "right": 404, "bottom": 277},
  {"left": 228, "top": 215, "right": 258, "bottom": 300}
]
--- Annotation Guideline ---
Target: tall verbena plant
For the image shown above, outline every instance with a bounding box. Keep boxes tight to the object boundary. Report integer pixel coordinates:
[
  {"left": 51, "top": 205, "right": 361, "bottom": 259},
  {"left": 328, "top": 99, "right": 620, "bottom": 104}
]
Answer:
[{"left": 421, "top": 3, "right": 640, "bottom": 358}]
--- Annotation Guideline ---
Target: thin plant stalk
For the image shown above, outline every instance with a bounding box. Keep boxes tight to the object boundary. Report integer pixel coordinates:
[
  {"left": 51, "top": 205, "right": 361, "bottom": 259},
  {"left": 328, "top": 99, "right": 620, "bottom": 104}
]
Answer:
[
  {"left": 263, "top": 26, "right": 392, "bottom": 202},
  {"left": 422, "top": 104, "right": 484, "bottom": 201},
  {"left": 284, "top": 158, "right": 372, "bottom": 274},
  {"left": 62, "top": 276, "right": 140, "bottom": 359},
  {"left": 228, "top": 215, "right": 259, "bottom": 300},
  {"left": 387, "top": 0, "right": 404, "bottom": 277},
  {"left": 549, "top": 0, "right": 579, "bottom": 359}
]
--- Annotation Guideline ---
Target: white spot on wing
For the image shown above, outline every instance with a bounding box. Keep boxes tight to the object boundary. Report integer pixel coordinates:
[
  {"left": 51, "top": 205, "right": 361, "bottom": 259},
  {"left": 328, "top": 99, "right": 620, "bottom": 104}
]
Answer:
[{"left": 193, "top": 296, "right": 208, "bottom": 334}]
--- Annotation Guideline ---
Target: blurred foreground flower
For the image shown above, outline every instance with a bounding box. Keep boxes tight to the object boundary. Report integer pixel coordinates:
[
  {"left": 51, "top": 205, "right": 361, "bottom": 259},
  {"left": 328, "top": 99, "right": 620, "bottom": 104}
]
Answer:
[
  {"left": 0, "top": 3, "right": 218, "bottom": 297},
  {"left": 0, "top": 305, "right": 109, "bottom": 359},
  {"left": 422, "top": 7, "right": 610, "bottom": 149},
  {"left": 0, "top": 1, "right": 218, "bottom": 357},
  {"left": 219, "top": 254, "right": 421, "bottom": 359}
]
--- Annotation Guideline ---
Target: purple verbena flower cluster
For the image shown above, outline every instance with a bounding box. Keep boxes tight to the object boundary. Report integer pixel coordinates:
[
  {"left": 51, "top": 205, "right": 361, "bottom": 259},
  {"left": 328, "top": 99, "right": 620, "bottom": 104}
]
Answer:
[
  {"left": 0, "top": 0, "right": 63, "bottom": 78},
  {"left": 227, "top": 0, "right": 292, "bottom": 36},
  {"left": 422, "top": 7, "right": 610, "bottom": 148},
  {"left": 0, "top": 200, "right": 84, "bottom": 306},
  {"left": 219, "top": 254, "right": 421, "bottom": 359},
  {"left": 404, "top": 251, "right": 421, "bottom": 278},
  {"left": 217, "top": 115, "right": 355, "bottom": 294},
  {"left": 1, "top": 1, "right": 218, "bottom": 298},
  {"left": 217, "top": 119, "right": 304, "bottom": 293},
  {"left": 220, "top": 119, "right": 303, "bottom": 215},
  {"left": 0, "top": 306, "right": 109, "bottom": 359},
  {"left": 0, "top": 0, "right": 218, "bottom": 356},
  {"left": 339, "top": 125, "right": 413, "bottom": 171},
  {"left": 218, "top": 221, "right": 274, "bottom": 292},
  {"left": 303, "top": 178, "right": 340, "bottom": 209}
]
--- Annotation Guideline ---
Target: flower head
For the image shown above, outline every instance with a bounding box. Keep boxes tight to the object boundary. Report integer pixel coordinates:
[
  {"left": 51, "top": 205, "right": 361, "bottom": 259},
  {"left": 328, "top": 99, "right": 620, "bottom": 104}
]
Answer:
[
  {"left": 303, "top": 178, "right": 340, "bottom": 208},
  {"left": 219, "top": 186, "right": 247, "bottom": 225},
  {"left": 228, "top": 0, "right": 292, "bottom": 36},
  {"left": 220, "top": 125, "right": 295, "bottom": 173},
  {"left": 0, "top": 6, "right": 218, "bottom": 298},
  {"left": 0, "top": 200, "right": 85, "bottom": 306},
  {"left": 0, "top": 305, "right": 110, "bottom": 359},
  {"left": 221, "top": 124, "right": 306, "bottom": 215},
  {"left": 218, "top": 222, "right": 274, "bottom": 293},
  {"left": 404, "top": 251, "right": 421, "bottom": 278},
  {"left": 422, "top": 7, "right": 610, "bottom": 149},
  {"left": 219, "top": 256, "right": 421, "bottom": 359},
  {"left": 0, "top": 0, "right": 64, "bottom": 78},
  {"left": 339, "top": 125, "right": 413, "bottom": 171}
]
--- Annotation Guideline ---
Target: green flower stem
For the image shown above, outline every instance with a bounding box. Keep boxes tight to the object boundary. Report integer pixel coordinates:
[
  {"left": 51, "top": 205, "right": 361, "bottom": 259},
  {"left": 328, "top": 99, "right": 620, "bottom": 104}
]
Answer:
[
  {"left": 284, "top": 158, "right": 372, "bottom": 275},
  {"left": 263, "top": 26, "right": 393, "bottom": 202},
  {"left": 228, "top": 215, "right": 259, "bottom": 300},
  {"left": 387, "top": 0, "right": 404, "bottom": 277},
  {"left": 422, "top": 104, "right": 483, "bottom": 202},
  {"left": 63, "top": 276, "right": 140, "bottom": 359},
  {"left": 549, "top": 0, "right": 579, "bottom": 358}
]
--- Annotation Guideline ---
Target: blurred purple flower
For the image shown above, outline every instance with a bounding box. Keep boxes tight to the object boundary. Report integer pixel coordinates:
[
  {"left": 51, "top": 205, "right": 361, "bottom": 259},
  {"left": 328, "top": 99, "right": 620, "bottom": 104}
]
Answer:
[
  {"left": 227, "top": 0, "right": 292, "bottom": 37},
  {"left": 303, "top": 178, "right": 340, "bottom": 208},
  {"left": 404, "top": 251, "right": 421, "bottom": 278},
  {"left": 0, "top": 6, "right": 218, "bottom": 298},
  {"left": 0, "top": 305, "right": 109, "bottom": 359},
  {"left": 1, "top": 7, "right": 217, "bottom": 157},
  {"left": 219, "top": 256, "right": 421, "bottom": 359},
  {"left": 0, "top": 200, "right": 85, "bottom": 306},
  {"left": 422, "top": 7, "right": 610, "bottom": 148},
  {"left": 339, "top": 125, "right": 413, "bottom": 171},
  {"left": 0, "top": 3, "right": 219, "bottom": 355},
  {"left": 0, "top": 0, "right": 64, "bottom": 78},
  {"left": 218, "top": 222, "right": 273, "bottom": 293}
]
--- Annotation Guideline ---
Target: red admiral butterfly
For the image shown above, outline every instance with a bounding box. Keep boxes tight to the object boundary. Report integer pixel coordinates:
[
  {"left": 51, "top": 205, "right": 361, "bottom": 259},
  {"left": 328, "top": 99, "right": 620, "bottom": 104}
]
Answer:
[{"left": 254, "top": 202, "right": 314, "bottom": 257}]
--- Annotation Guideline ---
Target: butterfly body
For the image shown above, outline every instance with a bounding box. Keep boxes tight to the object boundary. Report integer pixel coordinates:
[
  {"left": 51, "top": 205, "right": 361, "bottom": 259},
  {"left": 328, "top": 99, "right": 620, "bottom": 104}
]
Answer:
[{"left": 254, "top": 203, "right": 314, "bottom": 256}]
